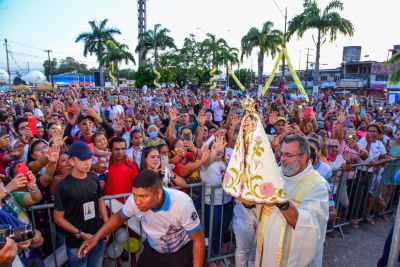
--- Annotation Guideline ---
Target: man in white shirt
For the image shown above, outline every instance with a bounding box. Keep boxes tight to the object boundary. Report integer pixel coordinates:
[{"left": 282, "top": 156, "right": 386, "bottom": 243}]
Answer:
[{"left": 78, "top": 170, "right": 205, "bottom": 267}]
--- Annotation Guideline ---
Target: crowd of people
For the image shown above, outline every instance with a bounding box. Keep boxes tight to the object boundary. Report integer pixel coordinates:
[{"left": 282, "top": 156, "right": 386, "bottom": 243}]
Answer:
[{"left": 0, "top": 85, "right": 398, "bottom": 267}]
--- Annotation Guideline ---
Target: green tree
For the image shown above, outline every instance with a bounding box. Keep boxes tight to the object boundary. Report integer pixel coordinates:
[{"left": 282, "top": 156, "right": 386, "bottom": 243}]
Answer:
[
  {"left": 135, "top": 24, "right": 177, "bottom": 63},
  {"left": 201, "top": 33, "right": 228, "bottom": 67},
  {"left": 134, "top": 63, "right": 156, "bottom": 89},
  {"left": 217, "top": 46, "right": 239, "bottom": 89},
  {"left": 75, "top": 19, "right": 121, "bottom": 87},
  {"left": 101, "top": 41, "right": 135, "bottom": 86},
  {"left": 12, "top": 72, "right": 26, "bottom": 85},
  {"left": 43, "top": 58, "right": 58, "bottom": 80},
  {"left": 57, "top": 57, "right": 92, "bottom": 74},
  {"left": 229, "top": 68, "right": 256, "bottom": 89},
  {"left": 119, "top": 69, "right": 136, "bottom": 80},
  {"left": 287, "top": 0, "right": 354, "bottom": 88},
  {"left": 241, "top": 21, "right": 283, "bottom": 87},
  {"left": 389, "top": 52, "right": 400, "bottom": 85}
]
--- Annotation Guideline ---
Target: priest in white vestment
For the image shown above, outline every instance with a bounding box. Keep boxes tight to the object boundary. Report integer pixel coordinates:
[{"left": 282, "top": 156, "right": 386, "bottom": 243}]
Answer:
[{"left": 256, "top": 134, "right": 329, "bottom": 267}]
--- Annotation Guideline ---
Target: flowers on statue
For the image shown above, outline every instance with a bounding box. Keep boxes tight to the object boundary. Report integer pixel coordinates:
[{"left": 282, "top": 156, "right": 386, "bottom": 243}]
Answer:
[
  {"left": 223, "top": 172, "right": 232, "bottom": 185},
  {"left": 260, "top": 182, "right": 275, "bottom": 197}
]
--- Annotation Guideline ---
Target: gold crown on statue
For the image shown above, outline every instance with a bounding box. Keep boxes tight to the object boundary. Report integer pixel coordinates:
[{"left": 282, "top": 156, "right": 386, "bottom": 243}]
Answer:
[{"left": 242, "top": 95, "right": 256, "bottom": 115}]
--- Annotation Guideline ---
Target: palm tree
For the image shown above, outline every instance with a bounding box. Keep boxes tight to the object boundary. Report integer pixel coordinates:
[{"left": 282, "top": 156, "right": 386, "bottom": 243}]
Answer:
[
  {"left": 217, "top": 46, "right": 239, "bottom": 89},
  {"left": 241, "top": 21, "right": 283, "bottom": 87},
  {"left": 75, "top": 19, "right": 121, "bottom": 87},
  {"left": 201, "top": 33, "right": 229, "bottom": 67},
  {"left": 388, "top": 52, "right": 400, "bottom": 85},
  {"left": 101, "top": 41, "right": 135, "bottom": 86},
  {"left": 287, "top": 0, "right": 354, "bottom": 88},
  {"left": 135, "top": 24, "right": 177, "bottom": 64}
]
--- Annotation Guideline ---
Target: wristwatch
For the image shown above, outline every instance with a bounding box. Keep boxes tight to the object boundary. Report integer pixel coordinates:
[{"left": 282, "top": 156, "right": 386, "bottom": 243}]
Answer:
[
  {"left": 276, "top": 201, "right": 290, "bottom": 211},
  {"left": 75, "top": 229, "right": 82, "bottom": 239}
]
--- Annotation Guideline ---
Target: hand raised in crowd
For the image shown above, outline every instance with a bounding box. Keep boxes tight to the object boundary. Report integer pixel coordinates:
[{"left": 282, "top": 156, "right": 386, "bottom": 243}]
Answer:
[
  {"left": 188, "top": 107, "right": 195, "bottom": 115},
  {"left": 26, "top": 171, "right": 37, "bottom": 189},
  {"left": 169, "top": 108, "right": 179, "bottom": 122},
  {"left": 200, "top": 146, "right": 210, "bottom": 163},
  {"left": 338, "top": 111, "right": 346, "bottom": 124},
  {"left": 268, "top": 111, "right": 278, "bottom": 125},
  {"left": 197, "top": 111, "right": 206, "bottom": 126},
  {"left": 20, "top": 129, "right": 33, "bottom": 144},
  {"left": 113, "top": 116, "right": 124, "bottom": 132},
  {"left": 346, "top": 139, "right": 359, "bottom": 150},
  {"left": 231, "top": 113, "right": 240, "bottom": 127},
  {"left": 183, "top": 140, "right": 196, "bottom": 152},
  {"left": 6, "top": 173, "right": 29, "bottom": 192},
  {"left": 213, "top": 134, "right": 227, "bottom": 153},
  {"left": 46, "top": 145, "right": 60, "bottom": 164},
  {"left": 50, "top": 130, "right": 66, "bottom": 148},
  {"left": 0, "top": 135, "right": 11, "bottom": 149}
]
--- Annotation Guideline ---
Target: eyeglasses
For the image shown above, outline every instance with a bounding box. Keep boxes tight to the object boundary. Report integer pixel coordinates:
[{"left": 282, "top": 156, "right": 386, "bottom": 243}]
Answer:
[
  {"left": 124, "top": 120, "right": 133, "bottom": 123},
  {"left": 327, "top": 145, "right": 339, "bottom": 149},
  {"left": 277, "top": 152, "right": 304, "bottom": 159},
  {"left": 18, "top": 126, "right": 28, "bottom": 131},
  {"left": 33, "top": 145, "right": 49, "bottom": 153}
]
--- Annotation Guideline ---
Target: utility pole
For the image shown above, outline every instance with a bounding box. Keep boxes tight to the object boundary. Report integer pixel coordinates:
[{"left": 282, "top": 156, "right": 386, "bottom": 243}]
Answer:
[
  {"left": 27, "top": 62, "right": 30, "bottom": 72},
  {"left": 137, "top": 0, "right": 147, "bottom": 66},
  {"left": 4, "top": 39, "right": 11, "bottom": 89},
  {"left": 44, "top": 49, "right": 52, "bottom": 85},
  {"left": 281, "top": 7, "right": 287, "bottom": 79},
  {"left": 304, "top": 48, "right": 313, "bottom": 90}
]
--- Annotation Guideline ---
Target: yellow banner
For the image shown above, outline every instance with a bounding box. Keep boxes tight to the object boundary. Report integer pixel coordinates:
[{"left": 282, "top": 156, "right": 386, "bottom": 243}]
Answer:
[
  {"left": 152, "top": 66, "right": 161, "bottom": 89},
  {"left": 261, "top": 50, "right": 283, "bottom": 95},
  {"left": 227, "top": 66, "right": 245, "bottom": 91},
  {"left": 109, "top": 62, "right": 116, "bottom": 91},
  {"left": 209, "top": 66, "right": 217, "bottom": 91},
  {"left": 282, "top": 48, "right": 308, "bottom": 101}
]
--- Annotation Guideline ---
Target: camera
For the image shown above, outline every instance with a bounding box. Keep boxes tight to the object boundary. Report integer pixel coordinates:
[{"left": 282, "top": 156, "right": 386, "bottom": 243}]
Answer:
[{"left": 0, "top": 224, "right": 35, "bottom": 249}]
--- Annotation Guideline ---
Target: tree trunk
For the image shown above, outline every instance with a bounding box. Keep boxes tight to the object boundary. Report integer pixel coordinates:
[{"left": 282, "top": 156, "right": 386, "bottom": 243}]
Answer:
[
  {"left": 99, "top": 64, "right": 104, "bottom": 88},
  {"left": 257, "top": 50, "right": 264, "bottom": 87},
  {"left": 226, "top": 66, "right": 229, "bottom": 89},
  {"left": 314, "top": 30, "right": 321, "bottom": 89},
  {"left": 98, "top": 43, "right": 104, "bottom": 87}
]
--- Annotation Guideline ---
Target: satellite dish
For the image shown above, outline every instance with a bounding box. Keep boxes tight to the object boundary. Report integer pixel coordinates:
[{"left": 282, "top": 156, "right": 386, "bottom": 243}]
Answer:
[
  {"left": 0, "top": 70, "right": 9, "bottom": 84},
  {"left": 27, "top": 71, "right": 45, "bottom": 85}
]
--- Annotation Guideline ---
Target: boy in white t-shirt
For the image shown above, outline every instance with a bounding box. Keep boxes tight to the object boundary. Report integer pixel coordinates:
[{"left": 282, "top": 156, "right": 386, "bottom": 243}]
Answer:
[{"left": 78, "top": 169, "right": 205, "bottom": 267}]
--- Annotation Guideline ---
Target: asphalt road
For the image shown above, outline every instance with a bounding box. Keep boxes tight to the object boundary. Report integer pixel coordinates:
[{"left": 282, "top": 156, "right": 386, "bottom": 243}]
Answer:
[{"left": 323, "top": 218, "right": 393, "bottom": 267}]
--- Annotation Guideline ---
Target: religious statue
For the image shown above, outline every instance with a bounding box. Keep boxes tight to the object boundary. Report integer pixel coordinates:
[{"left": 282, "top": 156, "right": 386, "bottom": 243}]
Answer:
[{"left": 222, "top": 95, "right": 287, "bottom": 204}]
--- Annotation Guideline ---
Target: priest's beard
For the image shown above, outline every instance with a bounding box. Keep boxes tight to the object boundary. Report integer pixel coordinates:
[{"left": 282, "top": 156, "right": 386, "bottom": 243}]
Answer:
[{"left": 282, "top": 160, "right": 301, "bottom": 177}]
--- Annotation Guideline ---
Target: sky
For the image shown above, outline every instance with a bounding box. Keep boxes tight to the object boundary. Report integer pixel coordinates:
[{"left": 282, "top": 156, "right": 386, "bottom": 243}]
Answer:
[{"left": 0, "top": 0, "right": 398, "bottom": 76}]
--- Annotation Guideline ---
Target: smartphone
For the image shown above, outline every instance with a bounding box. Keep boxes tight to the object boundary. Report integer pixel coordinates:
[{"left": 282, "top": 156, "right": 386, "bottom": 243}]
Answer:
[
  {"left": 0, "top": 126, "right": 7, "bottom": 137},
  {"left": 234, "top": 108, "right": 244, "bottom": 117},
  {"left": 15, "top": 162, "right": 29, "bottom": 184},
  {"left": 346, "top": 133, "right": 356, "bottom": 141},
  {"left": 160, "top": 155, "right": 169, "bottom": 171},
  {"left": 304, "top": 107, "right": 313, "bottom": 118},
  {"left": 128, "top": 107, "right": 134, "bottom": 114},
  {"left": 108, "top": 95, "right": 114, "bottom": 102},
  {"left": 28, "top": 117, "right": 37, "bottom": 135},
  {"left": 182, "top": 132, "right": 191, "bottom": 141},
  {"left": 151, "top": 102, "right": 156, "bottom": 109}
]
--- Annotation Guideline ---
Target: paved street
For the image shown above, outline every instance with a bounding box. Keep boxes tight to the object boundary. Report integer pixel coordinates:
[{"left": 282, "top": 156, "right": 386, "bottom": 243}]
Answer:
[{"left": 323, "top": 218, "right": 393, "bottom": 267}]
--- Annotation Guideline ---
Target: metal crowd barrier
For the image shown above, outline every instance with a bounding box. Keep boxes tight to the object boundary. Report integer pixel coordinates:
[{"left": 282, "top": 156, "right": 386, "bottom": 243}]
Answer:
[
  {"left": 327, "top": 158, "right": 400, "bottom": 237},
  {"left": 23, "top": 159, "right": 400, "bottom": 266}
]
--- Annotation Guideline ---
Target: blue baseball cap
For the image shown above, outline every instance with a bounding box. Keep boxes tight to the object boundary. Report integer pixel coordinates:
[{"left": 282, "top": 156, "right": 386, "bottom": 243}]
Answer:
[{"left": 68, "top": 141, "right": 93, "bottom": 160}]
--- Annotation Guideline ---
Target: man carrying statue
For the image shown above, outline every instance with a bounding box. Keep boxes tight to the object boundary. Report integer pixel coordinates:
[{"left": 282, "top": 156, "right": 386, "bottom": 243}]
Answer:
[{"left": 223, "top": 95, "right": 329, "bottom": 267}]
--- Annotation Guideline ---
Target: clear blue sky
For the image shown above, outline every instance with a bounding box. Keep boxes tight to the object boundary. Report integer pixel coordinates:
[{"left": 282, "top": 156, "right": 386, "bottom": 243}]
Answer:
[{"left": 0, "top": 0, "right": 399, "bottom": 75}]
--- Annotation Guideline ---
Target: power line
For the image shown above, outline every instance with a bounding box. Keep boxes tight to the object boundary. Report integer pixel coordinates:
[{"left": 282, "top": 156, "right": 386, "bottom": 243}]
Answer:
[{"left": 270, "top": 0, "right": 285, "bottom": 17}]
